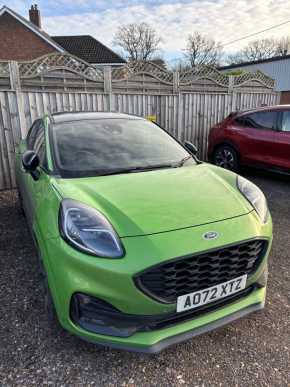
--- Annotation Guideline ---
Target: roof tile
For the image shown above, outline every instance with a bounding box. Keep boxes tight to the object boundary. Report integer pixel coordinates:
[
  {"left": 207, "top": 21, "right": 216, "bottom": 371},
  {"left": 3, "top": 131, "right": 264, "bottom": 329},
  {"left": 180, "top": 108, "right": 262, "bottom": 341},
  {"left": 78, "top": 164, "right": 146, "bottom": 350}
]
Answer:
[{"left": 52, "top": 35, "right": 126, "bottom": 64}]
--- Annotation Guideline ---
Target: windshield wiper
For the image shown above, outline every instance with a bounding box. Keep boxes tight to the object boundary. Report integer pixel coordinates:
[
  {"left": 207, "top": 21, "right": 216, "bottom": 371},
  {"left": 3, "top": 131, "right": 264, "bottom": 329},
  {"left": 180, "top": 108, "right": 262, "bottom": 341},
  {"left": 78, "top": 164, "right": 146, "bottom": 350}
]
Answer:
[
  {"left": 97, "top": 163, "right": 177, "bottom": 176},
  {"left": 173, "top": 155, "right": 192, "bottom": 167},
  {"left": 96, "top": 157, "right": 193, "bottom": 177}
]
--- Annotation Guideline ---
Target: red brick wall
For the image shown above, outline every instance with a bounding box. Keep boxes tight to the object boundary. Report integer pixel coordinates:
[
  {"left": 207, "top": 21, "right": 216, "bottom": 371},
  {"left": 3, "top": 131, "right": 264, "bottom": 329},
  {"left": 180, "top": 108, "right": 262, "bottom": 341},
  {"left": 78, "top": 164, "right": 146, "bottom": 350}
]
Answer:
[
  {"left": 0, "top": 12, "right": 57, "bottom": 60},
  {"left": 280, "top": 91, "right": 290, "bottom": 105}
]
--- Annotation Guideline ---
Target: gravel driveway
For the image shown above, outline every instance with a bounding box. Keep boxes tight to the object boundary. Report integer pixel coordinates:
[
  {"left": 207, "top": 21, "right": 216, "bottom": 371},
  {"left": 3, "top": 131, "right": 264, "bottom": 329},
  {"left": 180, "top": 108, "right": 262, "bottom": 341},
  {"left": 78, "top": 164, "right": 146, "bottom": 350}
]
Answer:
[{"left": 0, "top": 169, "right": 289, "bottom": 386}]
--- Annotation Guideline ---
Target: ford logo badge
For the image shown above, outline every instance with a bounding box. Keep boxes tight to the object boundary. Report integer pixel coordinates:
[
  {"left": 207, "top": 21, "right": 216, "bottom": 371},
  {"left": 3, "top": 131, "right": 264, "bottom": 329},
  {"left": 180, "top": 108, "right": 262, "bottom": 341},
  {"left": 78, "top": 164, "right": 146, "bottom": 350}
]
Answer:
[{"left": 203, "top": 231, "right": 219, "bottom": 240}]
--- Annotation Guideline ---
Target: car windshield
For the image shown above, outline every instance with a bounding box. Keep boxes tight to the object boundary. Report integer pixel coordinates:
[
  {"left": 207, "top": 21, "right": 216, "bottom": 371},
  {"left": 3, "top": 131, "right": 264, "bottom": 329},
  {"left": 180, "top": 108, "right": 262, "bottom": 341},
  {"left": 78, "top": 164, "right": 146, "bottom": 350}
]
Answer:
[{"left": 51, "top": 118, "right": 195, "bottom": 177}]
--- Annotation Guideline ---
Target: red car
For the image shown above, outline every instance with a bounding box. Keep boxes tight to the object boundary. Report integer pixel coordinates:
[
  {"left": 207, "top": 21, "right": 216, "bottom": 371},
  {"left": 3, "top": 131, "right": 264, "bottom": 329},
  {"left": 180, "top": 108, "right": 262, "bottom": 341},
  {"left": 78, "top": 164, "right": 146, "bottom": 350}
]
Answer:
[{"left": 208, "top": 105, "right": 290, "bottom": 172}]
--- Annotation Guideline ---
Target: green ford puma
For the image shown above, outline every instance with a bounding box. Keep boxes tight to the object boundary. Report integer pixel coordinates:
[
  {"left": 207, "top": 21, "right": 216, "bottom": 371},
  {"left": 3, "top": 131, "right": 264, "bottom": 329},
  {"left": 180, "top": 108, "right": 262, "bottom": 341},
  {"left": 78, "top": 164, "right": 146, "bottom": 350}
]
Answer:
[{"left": 15, "top": 112, "right": 272, "bottom": 353}]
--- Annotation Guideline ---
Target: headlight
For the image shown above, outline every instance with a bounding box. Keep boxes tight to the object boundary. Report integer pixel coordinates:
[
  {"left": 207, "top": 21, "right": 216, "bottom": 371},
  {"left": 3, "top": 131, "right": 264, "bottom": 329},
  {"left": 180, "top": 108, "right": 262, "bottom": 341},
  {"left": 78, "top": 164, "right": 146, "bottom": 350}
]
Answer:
[
  {"left": 237, "top": 176, "right": 269, "bottom": 223},
  {"left": 59, "top": 199, "right": 124, "bottom": 258}
]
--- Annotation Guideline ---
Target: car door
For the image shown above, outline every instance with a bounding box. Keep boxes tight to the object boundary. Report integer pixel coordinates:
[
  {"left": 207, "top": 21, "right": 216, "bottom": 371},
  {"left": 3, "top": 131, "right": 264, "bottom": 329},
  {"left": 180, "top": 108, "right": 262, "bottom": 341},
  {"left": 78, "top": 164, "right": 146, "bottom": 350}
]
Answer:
[
  {"left": 234, "top": 110, "right": 278, "bottom": 167},
  {"left": 272, "top": 110, "right": 290, "bottom": 170},
  {"left": 19, "top": 119, "right": 47, "bottom": 229}
]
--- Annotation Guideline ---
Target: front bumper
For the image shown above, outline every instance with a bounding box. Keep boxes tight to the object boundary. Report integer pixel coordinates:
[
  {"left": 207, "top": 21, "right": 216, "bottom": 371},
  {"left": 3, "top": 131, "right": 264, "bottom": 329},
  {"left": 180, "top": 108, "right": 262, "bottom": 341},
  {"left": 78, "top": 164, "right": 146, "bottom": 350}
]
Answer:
[
  {"left": 40, "top": 210, "right": 272, "bottom": 352},
  {"left": 80, "top": 291, "right": 265, "bottom": 353}
]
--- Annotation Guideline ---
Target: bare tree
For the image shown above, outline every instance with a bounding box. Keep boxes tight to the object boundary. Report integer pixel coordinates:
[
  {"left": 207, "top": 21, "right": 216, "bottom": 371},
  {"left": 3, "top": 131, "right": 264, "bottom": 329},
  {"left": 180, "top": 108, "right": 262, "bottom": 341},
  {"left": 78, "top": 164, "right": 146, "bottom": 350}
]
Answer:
[
  {"left": 113, "top": 23, "right": 162, "bottom": 61},
  {"left": 184, "top": 32, "right": 223, "bottom": 67},
  {"left": 226, "top": 36, "right": 290, "bottom": 65},
  {"left": 241, "top": 38, "right": 277, "bottom": 61},
  {"left": 226, "top": 52, "right": 246, "bottom": 66},
  {"left": 275, "top": 36, "right": 290, "bottom": 55}
]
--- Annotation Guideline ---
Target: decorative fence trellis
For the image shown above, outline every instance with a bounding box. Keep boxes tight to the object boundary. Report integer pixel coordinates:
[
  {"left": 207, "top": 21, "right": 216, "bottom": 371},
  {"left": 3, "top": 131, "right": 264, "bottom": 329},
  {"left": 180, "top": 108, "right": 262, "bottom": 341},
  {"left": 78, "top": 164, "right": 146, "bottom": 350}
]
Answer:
[{"left": 0, "top": 53, "right": 279, "bottom": 190}]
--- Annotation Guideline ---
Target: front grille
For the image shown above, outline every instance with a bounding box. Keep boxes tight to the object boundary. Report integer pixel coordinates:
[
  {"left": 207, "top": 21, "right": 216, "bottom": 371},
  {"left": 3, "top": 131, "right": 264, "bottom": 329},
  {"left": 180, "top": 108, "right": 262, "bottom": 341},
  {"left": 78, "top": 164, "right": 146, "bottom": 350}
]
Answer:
[{"left": 135, "top": 239, "right": 267, "bottom": 303}]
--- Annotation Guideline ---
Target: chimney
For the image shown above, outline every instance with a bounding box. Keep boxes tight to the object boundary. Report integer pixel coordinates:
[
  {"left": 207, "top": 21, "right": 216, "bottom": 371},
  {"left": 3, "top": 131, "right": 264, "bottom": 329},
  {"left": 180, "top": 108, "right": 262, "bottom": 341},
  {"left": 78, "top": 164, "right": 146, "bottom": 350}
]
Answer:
[{"left": 29, "top": 4, "right": 41, "bottom": 28}]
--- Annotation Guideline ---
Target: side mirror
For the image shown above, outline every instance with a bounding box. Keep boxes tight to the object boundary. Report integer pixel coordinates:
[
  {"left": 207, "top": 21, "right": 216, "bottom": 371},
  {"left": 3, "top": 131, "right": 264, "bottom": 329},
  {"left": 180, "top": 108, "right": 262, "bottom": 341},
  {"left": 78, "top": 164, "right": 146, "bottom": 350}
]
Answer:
[
  {"left": 184, "top": 141, "right": 198, "bottom": 156},
  {"left": 22, "top": 150, "right": 40, "bottom": 180}
]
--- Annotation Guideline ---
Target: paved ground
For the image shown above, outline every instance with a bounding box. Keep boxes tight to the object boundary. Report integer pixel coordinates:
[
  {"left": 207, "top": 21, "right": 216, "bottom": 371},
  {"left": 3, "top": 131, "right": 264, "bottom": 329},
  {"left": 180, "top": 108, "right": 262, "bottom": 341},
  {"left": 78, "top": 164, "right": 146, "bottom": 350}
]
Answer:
[{"left": 0, "top": 169, "right": 289, "bottom": 387}]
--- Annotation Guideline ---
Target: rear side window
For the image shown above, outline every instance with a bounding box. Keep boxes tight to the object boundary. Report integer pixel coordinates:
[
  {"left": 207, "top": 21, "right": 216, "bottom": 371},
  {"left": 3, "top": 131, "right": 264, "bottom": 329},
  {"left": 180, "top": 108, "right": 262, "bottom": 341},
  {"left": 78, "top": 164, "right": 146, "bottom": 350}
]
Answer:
[
  {"left": 236, "top": 111, "right": 277, "bottom": 130},
  {"left": 281, "top": 111, "right": 290, "bottom": 131}
]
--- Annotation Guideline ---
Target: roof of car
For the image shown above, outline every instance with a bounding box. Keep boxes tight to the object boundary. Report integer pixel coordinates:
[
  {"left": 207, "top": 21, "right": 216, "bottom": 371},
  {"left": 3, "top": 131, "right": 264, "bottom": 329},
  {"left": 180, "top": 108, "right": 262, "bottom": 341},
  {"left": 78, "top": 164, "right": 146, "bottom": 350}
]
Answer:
[
  {"left": 50, "top": 111, "right": 144, "bottom": 123},
  {"left": 237, "top": 104, "right": 290, "bottom": 116}
]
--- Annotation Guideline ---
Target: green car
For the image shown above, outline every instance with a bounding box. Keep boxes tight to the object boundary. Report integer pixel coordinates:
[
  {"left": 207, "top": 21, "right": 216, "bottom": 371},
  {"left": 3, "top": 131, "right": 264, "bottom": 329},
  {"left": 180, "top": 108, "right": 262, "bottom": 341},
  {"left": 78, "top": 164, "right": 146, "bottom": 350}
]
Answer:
[{"left": 15, "top": 112, "right": 272, "bottom": 353}]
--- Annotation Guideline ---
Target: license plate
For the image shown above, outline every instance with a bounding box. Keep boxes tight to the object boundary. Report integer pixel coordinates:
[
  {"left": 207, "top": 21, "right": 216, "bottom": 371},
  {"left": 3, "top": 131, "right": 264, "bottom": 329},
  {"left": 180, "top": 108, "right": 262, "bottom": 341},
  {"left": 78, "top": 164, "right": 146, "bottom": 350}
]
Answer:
[{"left": 176, "top": 274, "right": 247, "bottom": 313}]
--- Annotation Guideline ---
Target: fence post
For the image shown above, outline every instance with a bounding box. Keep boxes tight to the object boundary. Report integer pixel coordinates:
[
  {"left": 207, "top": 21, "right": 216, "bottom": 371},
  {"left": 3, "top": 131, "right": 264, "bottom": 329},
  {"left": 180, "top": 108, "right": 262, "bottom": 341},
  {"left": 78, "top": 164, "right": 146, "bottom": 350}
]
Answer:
[
  {"left": 173, "top": 71, "right": 180, "bottom": 93},
  {"left": 104, "top": 66, "right": 112, "bottom": 93},
  {"left": 9, "top": 61, "right": 27, "bottom": 140},
  {"left": 9, "top": 61, "right": 21, "bottom": 90},
  {"left": 177, "top": 93, "right": 183, "bottom": 141},
  {"left": 228, "top": 75, "right": 237, "bottom": 112},
  {"left": 104, "top": 65, "right": 113, "bottom": 111}
]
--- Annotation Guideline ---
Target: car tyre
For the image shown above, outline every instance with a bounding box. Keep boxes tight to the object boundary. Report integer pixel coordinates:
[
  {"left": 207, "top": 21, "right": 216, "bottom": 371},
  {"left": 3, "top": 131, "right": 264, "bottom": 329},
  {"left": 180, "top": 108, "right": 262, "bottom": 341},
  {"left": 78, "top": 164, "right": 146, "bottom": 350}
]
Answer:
[
  {"left": 44, "top": 279, "right": 58, "bottom": 324},
  {"left": 35, "top": 245, "right": 58, "bottom": 325},
  {"left": 213, "top": 145, "right": 239, "bottom": 172},
  {"left": 17, "top": 189, "right": 25, "bottom": 216}
]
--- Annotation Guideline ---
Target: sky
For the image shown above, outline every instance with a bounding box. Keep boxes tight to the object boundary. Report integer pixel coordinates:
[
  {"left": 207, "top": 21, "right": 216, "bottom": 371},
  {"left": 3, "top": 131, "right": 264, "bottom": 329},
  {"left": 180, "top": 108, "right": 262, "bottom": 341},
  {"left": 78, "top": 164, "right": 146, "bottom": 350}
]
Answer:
[{"left": 3, "top": 0, "right": 290, "bottom": 64}]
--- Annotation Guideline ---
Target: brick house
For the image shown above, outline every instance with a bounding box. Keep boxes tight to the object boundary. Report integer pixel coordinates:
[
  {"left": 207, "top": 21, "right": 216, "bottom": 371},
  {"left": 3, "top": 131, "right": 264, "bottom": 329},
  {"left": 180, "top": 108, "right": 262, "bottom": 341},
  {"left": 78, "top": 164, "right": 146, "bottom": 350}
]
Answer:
[{"left": 0, "top": 5, "right": 126, "bottom": 66}]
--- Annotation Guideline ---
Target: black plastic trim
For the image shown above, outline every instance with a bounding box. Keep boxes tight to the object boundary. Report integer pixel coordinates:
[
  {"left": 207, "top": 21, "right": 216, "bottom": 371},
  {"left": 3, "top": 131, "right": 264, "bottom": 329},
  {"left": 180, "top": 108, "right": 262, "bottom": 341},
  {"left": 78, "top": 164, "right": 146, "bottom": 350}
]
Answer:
[
  {"left": 81, "top": 301, "right": 265, "bottom": 353},
  {"left": 70, "top": 284, "right": 262, "bottom": 339}
]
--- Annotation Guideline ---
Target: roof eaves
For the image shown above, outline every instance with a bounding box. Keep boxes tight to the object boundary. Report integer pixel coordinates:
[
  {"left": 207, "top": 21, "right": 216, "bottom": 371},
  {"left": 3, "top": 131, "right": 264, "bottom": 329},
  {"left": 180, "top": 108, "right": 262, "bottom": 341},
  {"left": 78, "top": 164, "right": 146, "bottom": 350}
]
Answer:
[{"left": 219, "top": 54, "right": 290, "bottom": 70}]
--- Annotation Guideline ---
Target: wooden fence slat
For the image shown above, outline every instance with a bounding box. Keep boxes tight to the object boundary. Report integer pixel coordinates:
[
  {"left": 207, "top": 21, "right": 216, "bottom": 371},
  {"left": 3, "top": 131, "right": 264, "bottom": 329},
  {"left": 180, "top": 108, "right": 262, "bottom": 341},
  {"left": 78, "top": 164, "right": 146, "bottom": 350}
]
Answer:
[{"left": 0, "top": 95, "right": 11, "bottom": 189}]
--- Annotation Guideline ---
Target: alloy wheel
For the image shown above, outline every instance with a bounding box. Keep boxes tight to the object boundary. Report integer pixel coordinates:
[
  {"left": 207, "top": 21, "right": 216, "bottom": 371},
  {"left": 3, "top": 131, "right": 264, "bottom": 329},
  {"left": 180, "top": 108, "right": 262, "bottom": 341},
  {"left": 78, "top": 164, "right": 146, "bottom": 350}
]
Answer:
[{"left": 215, "top": 148, "right": 235, "bottom": 170}]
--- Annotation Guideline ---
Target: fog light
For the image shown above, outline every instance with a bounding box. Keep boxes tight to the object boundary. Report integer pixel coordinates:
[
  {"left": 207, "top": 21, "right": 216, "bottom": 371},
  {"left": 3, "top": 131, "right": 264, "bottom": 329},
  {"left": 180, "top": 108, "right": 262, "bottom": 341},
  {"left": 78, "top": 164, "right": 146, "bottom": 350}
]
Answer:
[{"left": 70, "top": 293, "right": 141, "bottom": 337}]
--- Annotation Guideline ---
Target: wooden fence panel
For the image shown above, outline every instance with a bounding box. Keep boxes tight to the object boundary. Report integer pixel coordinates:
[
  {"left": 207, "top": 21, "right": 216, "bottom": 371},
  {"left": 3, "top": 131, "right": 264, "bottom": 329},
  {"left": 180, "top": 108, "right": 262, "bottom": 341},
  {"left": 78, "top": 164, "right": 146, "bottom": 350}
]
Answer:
[
  {"left": 111, "top": 91, "right": 280, "bottom": 160},
  {"left": 0, "top": 90, "right": 280, "bottom": 190},
  {"left": 17, "top": 91, "right": 110, "bottom": 130},
  {"left": 0, "top": 92, "right": 18, "bottom": 189},
  {"left": 0, "top": 55, "right": 280, "bottom": 190},
  {"left": 1, "top": 55, "right": 277, "bottom": 95}
]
